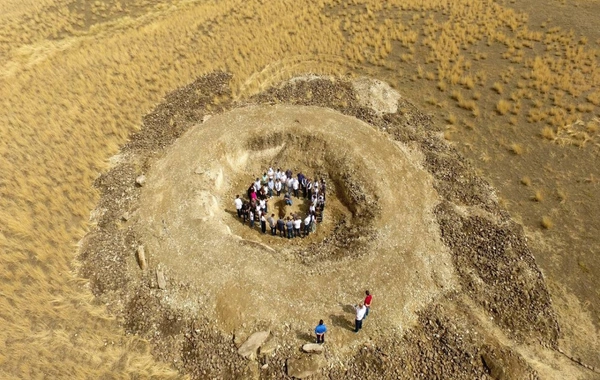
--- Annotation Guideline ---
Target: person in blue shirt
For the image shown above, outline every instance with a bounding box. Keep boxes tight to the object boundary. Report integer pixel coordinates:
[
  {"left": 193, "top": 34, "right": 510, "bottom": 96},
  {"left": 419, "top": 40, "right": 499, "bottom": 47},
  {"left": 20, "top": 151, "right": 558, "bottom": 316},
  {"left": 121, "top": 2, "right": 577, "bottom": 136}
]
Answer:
[{"left": 315, "top": 320, "right": 327, "bottom": 344}]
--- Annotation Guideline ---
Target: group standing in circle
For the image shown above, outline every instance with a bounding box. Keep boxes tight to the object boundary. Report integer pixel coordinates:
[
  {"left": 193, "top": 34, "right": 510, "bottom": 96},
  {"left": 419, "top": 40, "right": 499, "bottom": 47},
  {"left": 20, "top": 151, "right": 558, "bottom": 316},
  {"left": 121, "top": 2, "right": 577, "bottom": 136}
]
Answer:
[{"left": 234, "top": 168, "right": 326, "bottom": 239}]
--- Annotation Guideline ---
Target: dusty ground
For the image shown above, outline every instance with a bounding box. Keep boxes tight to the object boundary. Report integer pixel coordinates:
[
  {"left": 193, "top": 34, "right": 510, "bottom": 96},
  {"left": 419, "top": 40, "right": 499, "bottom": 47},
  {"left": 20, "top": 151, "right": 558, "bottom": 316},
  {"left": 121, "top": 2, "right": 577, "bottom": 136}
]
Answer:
[
  {"left": 1, "top": 0, "right": 599, "bottom": 378},
  {"left": 78, "top": 74, "right": 589, "bottom": 379}
]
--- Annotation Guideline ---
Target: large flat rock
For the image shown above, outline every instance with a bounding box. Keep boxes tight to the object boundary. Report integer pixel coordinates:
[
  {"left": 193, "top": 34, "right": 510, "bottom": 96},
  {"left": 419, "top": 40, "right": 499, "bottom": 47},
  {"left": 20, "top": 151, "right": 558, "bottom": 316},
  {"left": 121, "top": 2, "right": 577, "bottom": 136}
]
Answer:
[{"left": 238, "top": 331, "right": 270, "bottom": 360}]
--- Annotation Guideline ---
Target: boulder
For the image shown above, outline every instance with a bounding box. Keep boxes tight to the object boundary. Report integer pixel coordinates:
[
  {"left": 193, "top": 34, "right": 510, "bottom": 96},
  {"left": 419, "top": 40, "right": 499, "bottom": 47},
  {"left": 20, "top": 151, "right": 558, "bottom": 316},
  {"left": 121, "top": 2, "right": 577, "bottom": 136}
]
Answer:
[
  {"left": 156, "top": 268, "right": 167, "bottom": 289},
  {"left": 136, "top": 245, "right": 147, "bottom": 270},
  {"left": 135, "top": 175, "right": 146, "bottom": 186},
  {"left": 238, "top": 331, "right": 270, "bottom": 360},
  {"left": 286, "top": 355, "right": 326, "bottom": 379},
  {"left": 301, "top": 343, "right": 324, "bottom": 354},
  {"left": 259, "top": 339, "right": 278, "bottom": 356}
]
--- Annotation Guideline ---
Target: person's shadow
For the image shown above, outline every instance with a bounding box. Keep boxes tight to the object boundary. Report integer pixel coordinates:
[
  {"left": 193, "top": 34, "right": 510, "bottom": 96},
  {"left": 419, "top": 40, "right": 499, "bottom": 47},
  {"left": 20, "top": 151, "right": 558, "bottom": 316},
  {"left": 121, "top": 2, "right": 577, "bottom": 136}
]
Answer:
[
  {"left": 329, "top": 314, "right": 354, "bottom": 331},
  {"left": 328, "top": 303, "right": 355, "bottom": 331},
  {"left": 295, "top": 330, "right": 315, "bottom": 343}
]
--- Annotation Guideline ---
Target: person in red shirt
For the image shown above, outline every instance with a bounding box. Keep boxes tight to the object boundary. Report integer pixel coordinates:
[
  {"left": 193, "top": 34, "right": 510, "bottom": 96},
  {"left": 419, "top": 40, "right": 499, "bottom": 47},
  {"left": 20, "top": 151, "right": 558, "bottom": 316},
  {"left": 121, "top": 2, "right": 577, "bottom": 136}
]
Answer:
[{"left": 364, "top": 290, "right": 372, "bottom": 318}]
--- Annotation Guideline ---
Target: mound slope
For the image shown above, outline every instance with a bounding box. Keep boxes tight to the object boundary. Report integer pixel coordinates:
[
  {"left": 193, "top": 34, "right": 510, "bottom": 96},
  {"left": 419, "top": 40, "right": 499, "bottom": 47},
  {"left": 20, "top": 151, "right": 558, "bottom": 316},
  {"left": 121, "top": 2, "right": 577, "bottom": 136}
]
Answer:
[{"left": 136, "top": 104, "right": 456, "bottom": 333}]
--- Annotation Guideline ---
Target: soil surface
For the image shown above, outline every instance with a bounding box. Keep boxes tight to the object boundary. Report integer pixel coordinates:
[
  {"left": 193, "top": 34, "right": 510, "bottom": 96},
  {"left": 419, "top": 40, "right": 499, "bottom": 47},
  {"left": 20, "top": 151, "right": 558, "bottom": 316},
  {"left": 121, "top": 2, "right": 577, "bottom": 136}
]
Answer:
[{"left": 79, "top": 73, "right": 591, "bottom": 379}]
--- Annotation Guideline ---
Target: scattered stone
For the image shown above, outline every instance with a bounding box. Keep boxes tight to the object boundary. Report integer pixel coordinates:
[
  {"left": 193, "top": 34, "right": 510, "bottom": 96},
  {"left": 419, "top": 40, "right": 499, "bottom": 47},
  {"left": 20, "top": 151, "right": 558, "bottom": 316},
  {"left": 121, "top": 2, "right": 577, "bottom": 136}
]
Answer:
[
  {"left": 259, "top": 339, "right": 278, "bottom": 356},
  {"left": 136, "top": 245, "right": 147, "bottom": 271},
  {"left": 286, "top": 355, "right": 326, "bottom": 379},
  {"left": 156, "top": 268, "right": 166, "bottom": 289},
  {"left": 202, "top": 114, "right": 212, "bottom": 123},
  {"left": 238, "top": 331, "right": 270, "bottom": 360},
  {"left": 121, "top": 212, "right": 131, "bottom": 221},
  {"left": 135, "top": 175, "right": 146, "bottom": 186},
  {"left": 301, "top": 343, "right": 324, "bottom": 354},
  {"left": 261, "top": 363, "right": 268, "bottom": 370},
  {"left": 352, "top": 77, "right": 401, "bottom": 115}
]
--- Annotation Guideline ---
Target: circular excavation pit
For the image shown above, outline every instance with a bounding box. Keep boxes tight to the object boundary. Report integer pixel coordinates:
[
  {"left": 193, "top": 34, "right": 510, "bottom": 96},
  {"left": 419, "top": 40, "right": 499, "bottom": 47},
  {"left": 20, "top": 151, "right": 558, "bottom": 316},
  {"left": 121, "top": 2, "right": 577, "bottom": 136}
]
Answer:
[{"left": 134, "top": 104, "right": 456, "bottom": 333}]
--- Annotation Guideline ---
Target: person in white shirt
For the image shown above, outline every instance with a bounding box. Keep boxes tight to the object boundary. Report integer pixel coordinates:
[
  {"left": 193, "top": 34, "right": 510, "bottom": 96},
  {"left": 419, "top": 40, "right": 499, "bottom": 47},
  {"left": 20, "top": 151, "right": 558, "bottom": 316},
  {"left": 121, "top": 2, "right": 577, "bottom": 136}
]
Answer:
[
  {"left": 267, "top": 167, "right": 274, "bottom": 180},
  {"left": 249, "top": 210, "right": 255, "bottom": 228},
  {"left": 275, "top": 168, "right": 282, "bottom": 181},
  {"left": 267, "top": 179, "right": 275, "bottom": 197},
  {"left": 254, "top": 178, "right": 261, "bottom": 192},
  {"left": 260, "top": 212, "right": 267, "bottom": 234},
  {"left": 259, "top": 198, "right": 266, "bottom": 214},
  {"left": 274, "top": 179, "right": 282, "bottom": 196},
  {"left": 303, "top": 214, "right": 312, "bottom": 236},
  {"left": 293, "top": 217, "right": 302, "bottom": 237},
  {"left": 292, "top": 178, "right": 300, "bottom": 198},
  {"left": 354, "top": 303, "right": 367, "bottom": 332},
  {"left": 234, "top": 195, "right": 243, "bottom": 218},
  {"left": 281, "top": 173, "right": 287, "bottom": 191},
  {"left": 286, "top": 177, "right": 293, "bottom": 194}
]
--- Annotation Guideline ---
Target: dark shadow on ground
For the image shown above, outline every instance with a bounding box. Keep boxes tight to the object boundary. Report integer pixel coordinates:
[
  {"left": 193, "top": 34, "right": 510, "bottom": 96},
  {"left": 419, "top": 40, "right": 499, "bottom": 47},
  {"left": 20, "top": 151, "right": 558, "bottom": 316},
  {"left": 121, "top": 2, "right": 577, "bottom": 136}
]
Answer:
[
  {"left": 341, "top": 303, "right": 355, "bottom": 314},
  {"left": 329, "top": 314, "right": 354, "bottom": 331},
  {"left": 295, "top": 330, "right": 315, "bottom": 343}
]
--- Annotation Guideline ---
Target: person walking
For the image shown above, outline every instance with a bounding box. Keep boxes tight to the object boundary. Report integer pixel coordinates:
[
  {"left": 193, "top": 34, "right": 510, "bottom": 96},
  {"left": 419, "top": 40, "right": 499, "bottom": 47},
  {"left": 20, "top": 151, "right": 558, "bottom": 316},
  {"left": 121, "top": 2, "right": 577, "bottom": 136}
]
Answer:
[
  {"left": 234, "top": 195, "right": 243, "bottom": 218},
  {"left": 249, "top": 209, "right": 255, "bottom": 229},
  {"left": 315, "top": 320, "right": 327, "bottom": 344},
  {"left": 354, "top": 303, "right": 367, "bottom": 333},
  {"left": 268, "top": 214, "right": 276, "bottom": 235},
  {"left": 260, "top": 212, "right": 267, "bottom": 234},
  {"left": 364, "top": 290, "right": 373, "bottom": 318},
  {"left": 286, "top": 218, "right": 294, "bottom": 239}
]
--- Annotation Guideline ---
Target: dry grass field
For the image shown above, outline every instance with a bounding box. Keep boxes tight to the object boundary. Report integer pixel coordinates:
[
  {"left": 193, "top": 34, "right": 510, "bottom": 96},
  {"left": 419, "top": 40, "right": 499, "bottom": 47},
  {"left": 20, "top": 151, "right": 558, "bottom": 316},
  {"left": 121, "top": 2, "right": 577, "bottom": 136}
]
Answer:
[{"left": 1, "top": 0, "right": 598, "bottom": 378}]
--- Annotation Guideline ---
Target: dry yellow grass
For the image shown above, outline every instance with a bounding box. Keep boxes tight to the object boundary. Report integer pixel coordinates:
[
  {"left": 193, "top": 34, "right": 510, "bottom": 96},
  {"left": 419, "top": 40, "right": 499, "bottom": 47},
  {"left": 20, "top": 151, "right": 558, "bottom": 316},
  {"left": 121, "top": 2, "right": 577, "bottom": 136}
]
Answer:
[
  {"left": 532, "top": 190, "right": 544, "bottom": 202},
  {"left": 492, "top": 82, "right": 504, "bottom": 94},
  {"left": 497, "top": 99, "right": 511, "bottom": 115},
  {"left": 0, "top": 0, "right": 599, "bottom": 376},
  {"left": 541, "top": 126, "right": 556, "bottom": 140},
  {"left": 521, "top": 176, "right": 532, "bottom": 186},
  {"left": 541, "top": 216, "right": 554, "bottom": 229},
  {"left": 510, "top": 143, "right": 524, "bottom": 155}
]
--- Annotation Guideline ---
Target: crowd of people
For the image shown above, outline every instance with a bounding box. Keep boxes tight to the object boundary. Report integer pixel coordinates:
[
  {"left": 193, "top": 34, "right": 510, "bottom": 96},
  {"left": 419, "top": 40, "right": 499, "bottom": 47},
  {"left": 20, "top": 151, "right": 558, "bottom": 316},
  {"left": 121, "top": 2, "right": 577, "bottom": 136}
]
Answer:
[{"left": 234, "top": 167, "right": 327, "bottom": 238}]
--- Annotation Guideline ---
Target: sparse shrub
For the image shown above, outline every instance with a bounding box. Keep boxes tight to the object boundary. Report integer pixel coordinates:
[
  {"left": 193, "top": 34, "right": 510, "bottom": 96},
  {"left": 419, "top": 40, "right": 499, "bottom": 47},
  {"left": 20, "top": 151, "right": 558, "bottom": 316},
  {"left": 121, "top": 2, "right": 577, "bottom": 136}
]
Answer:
[
  {"left": 446, "top": 113, "right": 457, "bottom": 124},
  {"left": 577, "top": 103, "right": 594, "bottom": 113},
  {"left": 532, "top": 190, "right": 544, "bottom": 202},
  {"left": 492, "top": 82, "right": 504, "bottom": 94},
  {"left": 541, "top": 126, "right": 556, "bottom": 140},
  {"left": 521, "top": 176, "right": 532, "bottom": 186},
  {"left": 541, "top": 216, "right": 553, "bottom": 229},
  {"left": 496, "top": 99, "right": 511, "bottom": 115},
  {"left": 510, "top": 143, "right": 523, "bottom": 155}
]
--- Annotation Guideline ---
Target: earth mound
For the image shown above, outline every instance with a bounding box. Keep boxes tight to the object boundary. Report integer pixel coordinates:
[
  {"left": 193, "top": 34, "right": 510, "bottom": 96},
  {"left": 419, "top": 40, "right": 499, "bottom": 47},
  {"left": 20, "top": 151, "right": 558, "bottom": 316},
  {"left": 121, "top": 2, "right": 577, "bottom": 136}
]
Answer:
[{"left": 79, "top": 73, "right": 559, "bottom": 379}]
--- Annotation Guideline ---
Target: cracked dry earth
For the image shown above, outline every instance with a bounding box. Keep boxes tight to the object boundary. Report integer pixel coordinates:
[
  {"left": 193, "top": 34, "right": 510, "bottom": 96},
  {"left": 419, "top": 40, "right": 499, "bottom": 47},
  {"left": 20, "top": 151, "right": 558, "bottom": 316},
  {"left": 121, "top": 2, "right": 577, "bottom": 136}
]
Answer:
[{"left": 79, "top": 73, "right": 579, "bottom": 379}]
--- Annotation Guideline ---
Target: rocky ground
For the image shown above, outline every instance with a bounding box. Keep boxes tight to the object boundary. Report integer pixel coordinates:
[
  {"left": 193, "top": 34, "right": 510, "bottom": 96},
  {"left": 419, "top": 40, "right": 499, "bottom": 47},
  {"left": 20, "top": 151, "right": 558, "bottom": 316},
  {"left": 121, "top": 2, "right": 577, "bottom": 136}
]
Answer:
[{"left": 78, "top": 73, "right": 576, "bottom": 379}]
